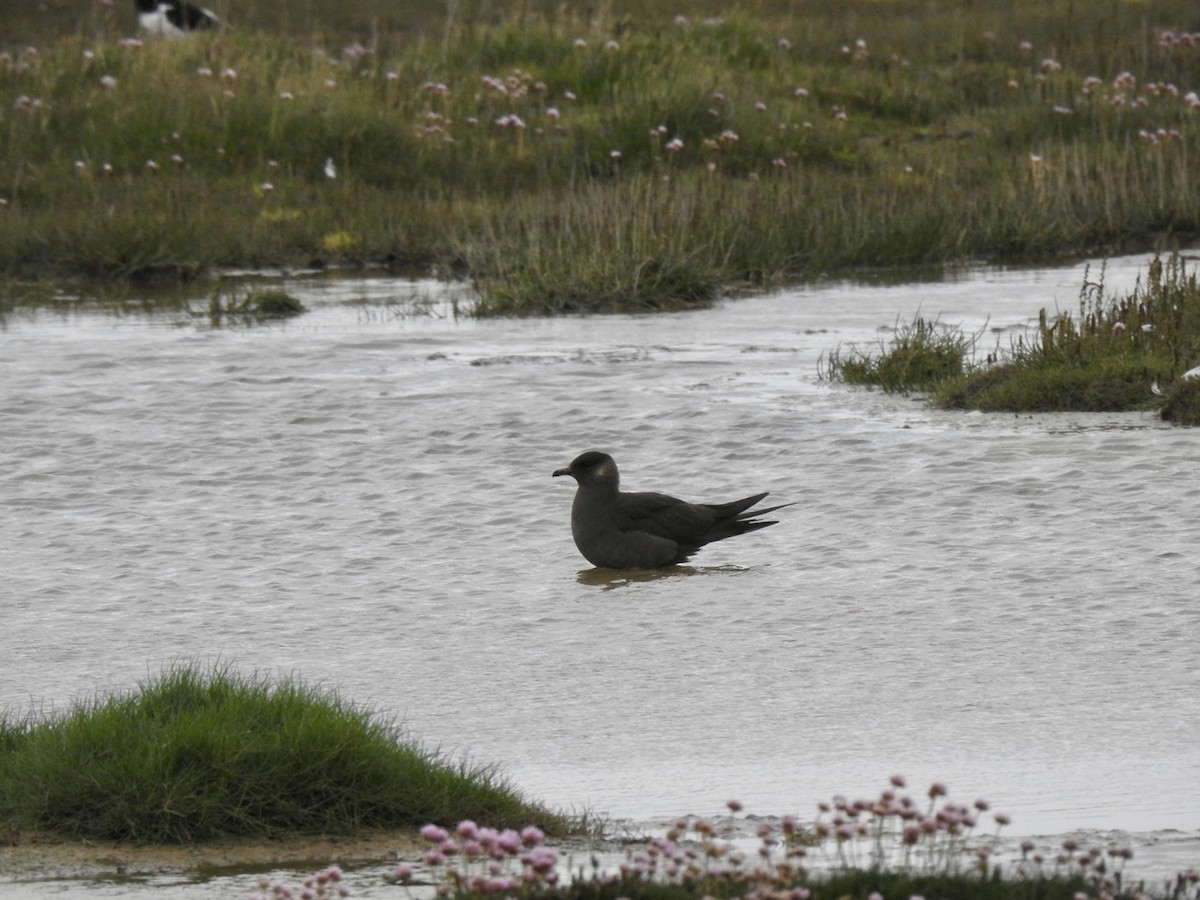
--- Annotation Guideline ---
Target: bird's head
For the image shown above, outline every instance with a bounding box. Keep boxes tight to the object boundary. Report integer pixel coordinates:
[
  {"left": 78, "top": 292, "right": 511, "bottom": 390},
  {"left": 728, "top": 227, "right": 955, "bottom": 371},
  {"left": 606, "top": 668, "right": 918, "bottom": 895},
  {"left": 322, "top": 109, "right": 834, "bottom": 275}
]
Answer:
[{"left": 553, "top": 451, "right": 619, "bottom": 491}]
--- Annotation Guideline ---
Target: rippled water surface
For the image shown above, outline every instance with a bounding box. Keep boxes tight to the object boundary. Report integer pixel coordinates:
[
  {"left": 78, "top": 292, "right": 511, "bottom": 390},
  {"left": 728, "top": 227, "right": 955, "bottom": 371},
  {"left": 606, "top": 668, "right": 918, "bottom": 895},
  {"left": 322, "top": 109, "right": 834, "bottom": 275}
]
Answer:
[{"left": 2, "top": 255, "right": 1198, "bottom": 897}]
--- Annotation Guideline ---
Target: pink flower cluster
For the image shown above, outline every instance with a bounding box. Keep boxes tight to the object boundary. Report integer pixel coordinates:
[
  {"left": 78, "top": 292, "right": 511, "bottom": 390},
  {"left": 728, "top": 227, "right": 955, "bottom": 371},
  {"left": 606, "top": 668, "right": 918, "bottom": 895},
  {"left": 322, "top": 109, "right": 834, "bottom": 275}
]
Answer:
[
  {"left": 480, "top": 71, "right": 534, "bottom": 99},
  {"left": 1011, "top": 836, "right": 1148, "bottom": 899},
  {"left": 402, "top": 821, "right": 558, "bottom": 895},
  {"left": 381, "top": 781, "right": 1190, "bottom": 900},
  {"left": 810, "top": 778, "right": 1011, "bottom": 874},
  {"left": 1157, "top": 31, "right": 1200, "bottom": 50},
  {"left": 252, "top": 864, "right": 346, "bottom": 899}
]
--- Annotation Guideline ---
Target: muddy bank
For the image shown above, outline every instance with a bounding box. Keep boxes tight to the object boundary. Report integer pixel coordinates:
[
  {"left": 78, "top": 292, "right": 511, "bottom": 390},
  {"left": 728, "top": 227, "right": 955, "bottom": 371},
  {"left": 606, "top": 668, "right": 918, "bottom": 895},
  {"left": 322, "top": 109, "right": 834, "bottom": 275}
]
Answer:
[{"left": 0, "top": 830, "right": 421, "bottom": 881}]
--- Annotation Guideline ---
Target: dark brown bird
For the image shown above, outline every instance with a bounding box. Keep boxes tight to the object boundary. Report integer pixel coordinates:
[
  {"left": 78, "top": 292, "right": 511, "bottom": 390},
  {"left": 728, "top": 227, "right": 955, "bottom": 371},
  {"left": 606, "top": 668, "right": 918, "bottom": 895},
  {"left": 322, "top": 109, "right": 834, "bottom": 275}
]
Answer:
[{"left": 552, "top": 451, "right": 789, "bottom": 569}]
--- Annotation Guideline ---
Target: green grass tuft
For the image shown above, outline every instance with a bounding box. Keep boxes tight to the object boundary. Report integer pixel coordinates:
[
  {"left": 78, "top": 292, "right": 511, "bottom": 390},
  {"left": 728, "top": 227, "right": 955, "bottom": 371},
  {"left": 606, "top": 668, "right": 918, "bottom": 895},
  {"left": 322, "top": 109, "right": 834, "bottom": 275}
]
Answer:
[
  {"left": 823, "top": 316, "right": 971, "bottom": 393},
  {"left": 0, "top": 663, "right": 567, "bottom": 844}
]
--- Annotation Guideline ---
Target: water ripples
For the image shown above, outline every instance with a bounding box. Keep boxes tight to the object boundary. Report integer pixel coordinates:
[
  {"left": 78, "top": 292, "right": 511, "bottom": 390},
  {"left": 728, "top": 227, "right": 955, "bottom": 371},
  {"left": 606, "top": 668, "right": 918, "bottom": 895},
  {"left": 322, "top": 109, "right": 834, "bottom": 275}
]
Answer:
[{"left": 2, "top": 257, "right": 1199, "bottom": 895}]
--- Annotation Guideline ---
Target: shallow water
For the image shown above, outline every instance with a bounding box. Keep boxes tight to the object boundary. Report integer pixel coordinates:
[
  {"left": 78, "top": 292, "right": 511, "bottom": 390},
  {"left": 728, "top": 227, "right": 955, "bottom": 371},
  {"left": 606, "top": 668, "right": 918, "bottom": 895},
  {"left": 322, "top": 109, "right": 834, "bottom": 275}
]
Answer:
[{"left": 2, "top": 254, "right": 1199, "bottom": 897}]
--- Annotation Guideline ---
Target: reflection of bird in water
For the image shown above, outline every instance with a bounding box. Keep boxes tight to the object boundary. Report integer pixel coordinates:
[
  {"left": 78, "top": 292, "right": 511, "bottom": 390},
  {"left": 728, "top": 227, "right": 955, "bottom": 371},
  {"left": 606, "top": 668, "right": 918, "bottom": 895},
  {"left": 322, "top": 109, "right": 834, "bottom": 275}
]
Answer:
[
  {"left": 575, "top": 565, "right": 751, "bottom": 591},
  {"left": 552, "top": 451, "right": 790, "bottom": 569},
  {"left": 135, "top": 0, "right": 220, "bottom": 36}
]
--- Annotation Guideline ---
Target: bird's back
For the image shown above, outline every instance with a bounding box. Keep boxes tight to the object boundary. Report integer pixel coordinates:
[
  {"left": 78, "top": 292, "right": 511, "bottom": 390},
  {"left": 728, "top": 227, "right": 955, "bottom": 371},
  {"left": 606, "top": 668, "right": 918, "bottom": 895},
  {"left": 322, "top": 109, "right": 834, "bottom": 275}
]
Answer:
[{"left": 612, "top": 490, "right": 784, "bottom": 564}]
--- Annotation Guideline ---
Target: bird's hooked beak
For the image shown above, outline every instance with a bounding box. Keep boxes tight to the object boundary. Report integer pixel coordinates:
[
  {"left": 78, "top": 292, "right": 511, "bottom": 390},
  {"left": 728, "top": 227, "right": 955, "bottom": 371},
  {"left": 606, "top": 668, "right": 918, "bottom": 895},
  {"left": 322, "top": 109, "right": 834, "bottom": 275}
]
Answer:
[{"left": 552, "top": 467, "right": 572, "bottom": 479}]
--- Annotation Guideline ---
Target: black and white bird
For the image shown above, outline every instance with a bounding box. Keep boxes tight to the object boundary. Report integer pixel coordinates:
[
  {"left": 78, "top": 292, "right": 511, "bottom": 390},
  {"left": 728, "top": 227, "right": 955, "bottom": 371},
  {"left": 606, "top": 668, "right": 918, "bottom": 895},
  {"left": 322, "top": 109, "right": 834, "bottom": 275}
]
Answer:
[
  {"left": 552, "top": 450, "right": 790, "bottom": 569},
  {"left": 135, "top": 0, "right": 220, "bottom": 37}
]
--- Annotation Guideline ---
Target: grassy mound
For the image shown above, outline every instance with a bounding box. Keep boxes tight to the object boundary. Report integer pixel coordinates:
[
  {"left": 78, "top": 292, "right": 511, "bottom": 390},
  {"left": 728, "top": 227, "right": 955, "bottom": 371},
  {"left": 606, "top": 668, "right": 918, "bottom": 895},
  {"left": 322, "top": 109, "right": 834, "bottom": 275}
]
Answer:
[
  {"left": 825, "top": 252, "right": 1200, "bottom": 423},
  {"left": 0, "top": 664, "right": 567, "bottom": 844}
]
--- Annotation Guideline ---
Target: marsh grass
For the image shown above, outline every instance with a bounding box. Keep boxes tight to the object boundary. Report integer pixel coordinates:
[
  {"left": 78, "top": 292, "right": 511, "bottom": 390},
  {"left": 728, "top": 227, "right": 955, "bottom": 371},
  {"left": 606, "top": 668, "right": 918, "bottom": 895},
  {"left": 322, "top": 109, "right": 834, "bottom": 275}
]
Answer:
[
  {"left": 0, "top": 663, "right": 568, "bottom": 844},
  {"left": 5, "top": 1, "right": 1200, "bottom": 311},
  {"left": 936, "top": 253, "right": 1200, "bottom": 415},
  {"left": 468, "top": 179, "right": 726, "bottom": 314},
  {"left": 826, "top": 252, "right": 1200, "bottom": 422}
]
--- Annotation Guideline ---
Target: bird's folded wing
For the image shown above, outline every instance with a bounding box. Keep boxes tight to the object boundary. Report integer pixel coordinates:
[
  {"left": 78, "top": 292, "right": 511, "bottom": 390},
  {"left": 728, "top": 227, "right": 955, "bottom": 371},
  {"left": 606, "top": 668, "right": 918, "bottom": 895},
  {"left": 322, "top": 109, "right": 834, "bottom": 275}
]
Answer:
[{"left": 615, "top": 491, "right": 712, "bottom": 542}]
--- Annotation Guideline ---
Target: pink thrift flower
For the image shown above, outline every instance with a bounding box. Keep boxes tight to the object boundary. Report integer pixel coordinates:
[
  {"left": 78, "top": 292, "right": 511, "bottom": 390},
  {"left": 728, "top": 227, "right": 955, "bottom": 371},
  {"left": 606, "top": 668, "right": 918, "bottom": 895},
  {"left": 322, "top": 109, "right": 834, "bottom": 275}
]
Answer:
[
  {"left": 420, "top": 823, "right": 449, "bottom": 842},
  {"left": 456, "top": 820, "right": 480, "bottom": 839},
  {"left": 522, "top": 846, "right": 558, "bottom": 872},
  {"left": 497, "top": 829, "right": 523, "bottom": 854}
]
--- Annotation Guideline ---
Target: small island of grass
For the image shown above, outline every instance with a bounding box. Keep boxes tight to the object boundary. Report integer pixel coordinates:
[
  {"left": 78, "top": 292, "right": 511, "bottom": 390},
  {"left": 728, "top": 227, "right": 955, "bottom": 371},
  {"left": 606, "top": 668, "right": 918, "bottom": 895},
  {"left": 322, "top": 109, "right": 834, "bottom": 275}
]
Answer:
[
  {"left": 824, "top": 251, "right": 1200, "bottom": 424},
  {"left": 0, "top": 663, "right": 569, "bottom": 845}
]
